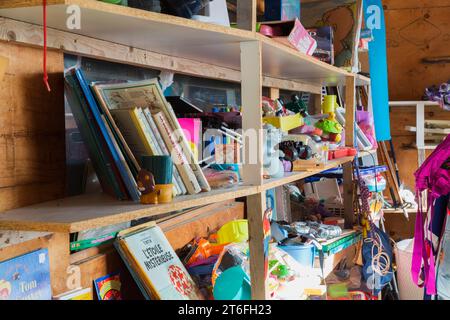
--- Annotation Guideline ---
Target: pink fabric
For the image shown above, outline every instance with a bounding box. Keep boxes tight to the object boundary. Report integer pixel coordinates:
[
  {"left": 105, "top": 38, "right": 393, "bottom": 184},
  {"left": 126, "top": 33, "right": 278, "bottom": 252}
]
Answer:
[{"left": 412, "top": 134, "right": 450, "bottom": 295}]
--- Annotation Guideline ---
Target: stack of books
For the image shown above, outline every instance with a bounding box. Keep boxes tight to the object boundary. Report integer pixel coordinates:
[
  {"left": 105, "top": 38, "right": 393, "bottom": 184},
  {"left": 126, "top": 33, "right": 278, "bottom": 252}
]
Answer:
[{"left": 64, "top": 68, "right": 210, "bottom": 201}]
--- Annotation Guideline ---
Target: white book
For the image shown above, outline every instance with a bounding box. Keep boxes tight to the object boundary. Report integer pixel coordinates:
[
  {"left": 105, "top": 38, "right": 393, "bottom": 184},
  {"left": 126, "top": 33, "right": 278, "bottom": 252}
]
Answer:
[
  {"left": 141, "top": 108, "right": 183, "bottom": 196},
  {"left": 153, "top": 111, "right": 201, "bottom": 195}
]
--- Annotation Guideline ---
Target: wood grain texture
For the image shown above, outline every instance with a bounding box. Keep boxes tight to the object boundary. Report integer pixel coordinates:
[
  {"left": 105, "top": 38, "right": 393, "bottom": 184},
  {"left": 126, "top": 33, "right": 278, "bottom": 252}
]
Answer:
[
  {"left": 163, "top": 201, "right": 244, "bottom": 251},
  {"left": 241, "top": 41, "right": 263, "bottom": 186},
  {"left": 0, "top": 186, "right": 258, "bottom": 233},
  {"left": 0, "top": 41, "right": 65, "bottom": 212},
  {"left": 0, "top": 1, "right": 355, "bottom": 84},
  {"left": 0, "top": 18, "right": 322, "bottom": 94},
  {"left": 246, "top": 192, "right": 268, "bottom": 300},
  {"left": 237, "top": 0, "right": 257, "bottom": 32},
  {"left": 383, "top": 0, "right": 450, "bottom": 192}
]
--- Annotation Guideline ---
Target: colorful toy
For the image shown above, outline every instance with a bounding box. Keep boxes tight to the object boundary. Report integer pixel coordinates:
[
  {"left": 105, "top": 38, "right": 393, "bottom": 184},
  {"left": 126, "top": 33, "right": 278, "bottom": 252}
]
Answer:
[
  {"left": 217, "top": 220, "right": 249, "bottom": 244},
  {"left": 315, "top": 95, "right": 343, "bottom": 143},
  {"left": 284, "top": 94, "right": 309, "bottom": 117}
]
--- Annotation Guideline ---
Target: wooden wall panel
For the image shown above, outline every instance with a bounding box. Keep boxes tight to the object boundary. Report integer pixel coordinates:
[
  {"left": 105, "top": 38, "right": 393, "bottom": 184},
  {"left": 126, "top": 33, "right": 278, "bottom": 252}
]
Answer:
[
  {"left": 0, "top": 42, "right": 65, "bottom": 211},
  {"left": 385, "top": 0, "right": 450, "bottom": 100},
  {"left": 383, "top": 0, "right": 450, "bottom": 190}
]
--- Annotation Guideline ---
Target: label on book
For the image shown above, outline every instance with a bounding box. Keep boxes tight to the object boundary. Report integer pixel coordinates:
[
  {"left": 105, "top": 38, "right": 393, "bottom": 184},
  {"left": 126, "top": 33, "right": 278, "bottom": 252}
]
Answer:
[
  {"left": 0, "top": 249, "right": 51, "bottom": 300},
  {"left": 121, "top": 226, "right": 201, "bottom": 300}
]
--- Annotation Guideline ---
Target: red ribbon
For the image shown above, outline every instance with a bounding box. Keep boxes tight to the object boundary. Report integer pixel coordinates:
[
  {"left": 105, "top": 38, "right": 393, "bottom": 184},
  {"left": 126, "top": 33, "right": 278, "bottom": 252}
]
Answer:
[{"left": 43, "top": 0, "right": 51, "bottom": 92}]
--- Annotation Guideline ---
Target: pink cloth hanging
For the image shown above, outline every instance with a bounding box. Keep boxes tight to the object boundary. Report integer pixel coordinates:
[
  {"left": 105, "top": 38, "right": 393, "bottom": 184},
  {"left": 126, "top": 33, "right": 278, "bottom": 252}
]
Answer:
[{"left": 412, "top": 134, "right": 450, "bottom": 295}]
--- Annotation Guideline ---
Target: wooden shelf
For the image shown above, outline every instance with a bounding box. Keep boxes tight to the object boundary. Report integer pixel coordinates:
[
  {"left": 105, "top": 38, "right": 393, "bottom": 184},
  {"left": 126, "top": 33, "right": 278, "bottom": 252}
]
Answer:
[
  {"left": 355, "top": 74, "right": 371, "bottom": 86},
  {"left": 0, "top": 185, "right": 258, "bottom": 233},
  {"left": 0, "top": 0, "right": 355, "bottom": 85},
  {"left": 0, "top": 156, "right": 356, "bottom": 233},
  {"left": 262, "top": 156, "right": 354, "bottom": 190}
]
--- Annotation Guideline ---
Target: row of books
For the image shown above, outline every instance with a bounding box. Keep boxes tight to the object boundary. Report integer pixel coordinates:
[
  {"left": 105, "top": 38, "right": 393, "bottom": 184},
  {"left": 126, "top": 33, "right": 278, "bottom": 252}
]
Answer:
[
  {"left": 0, "top": 223, "right": 201, "bottom": 300},
  {"left": 64, "top": 68, "right": 210, "bottom": 201}
]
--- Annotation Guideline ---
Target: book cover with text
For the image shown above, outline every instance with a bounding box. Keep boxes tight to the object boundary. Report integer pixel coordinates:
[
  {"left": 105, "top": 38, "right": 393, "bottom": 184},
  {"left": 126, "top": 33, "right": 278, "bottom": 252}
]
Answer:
[{"left": 0, "top": 248, "right": 52, "bottom": 300}]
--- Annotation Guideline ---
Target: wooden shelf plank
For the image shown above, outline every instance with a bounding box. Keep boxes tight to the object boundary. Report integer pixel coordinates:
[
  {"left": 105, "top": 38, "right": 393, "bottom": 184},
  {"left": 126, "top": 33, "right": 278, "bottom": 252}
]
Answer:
[
  {"left": 262, "top": 156, "right": 354, "bottom": 190},
  {"left": 0, "top": 185, "right": 258, "bottom": 233},
  {"left": 355, "top": 74, "right": 371, "bottom": 86},
  {"left": 258, "top": 34, "right": 351, "bottom": 85},
  {"left": 0, "top": 157, "right": 356, "bottom": 233},
  {"left": 0, "top": 0, "right": 356, "bottom": 86}
]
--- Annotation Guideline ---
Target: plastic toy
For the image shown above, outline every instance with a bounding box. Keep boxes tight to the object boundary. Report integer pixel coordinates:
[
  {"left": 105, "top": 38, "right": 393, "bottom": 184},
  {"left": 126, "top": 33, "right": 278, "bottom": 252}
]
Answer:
[
  {"left": 217, "top": 220, "right": 249, "bottom": 244},
  {"left": 315, "top": 95, "right": 343, "bottom": 143},
  {"left": 186, "top": 238, "right": 227, "bottom": 265},
  {"left": 284, "top": 94, "right": 309, "bottom": 117},
  {"left": 263, "top": 124, "right": 285, "bottom": 178}
]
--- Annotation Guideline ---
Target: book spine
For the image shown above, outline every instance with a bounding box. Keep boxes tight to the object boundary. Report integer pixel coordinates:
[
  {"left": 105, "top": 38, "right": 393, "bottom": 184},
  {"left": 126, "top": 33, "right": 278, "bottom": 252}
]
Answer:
[
  {"left": 91, "top": 85, "right": 141, "bottom": 175},
  {"left": 144, "top": 109, "right": 187, "bottom": 196},
  {"left": 64, "top": 74, "right": 127, "bottom": 200},
  {"left": 101, "top": 115, "right": 141, "bottom": 201},
  {"left": 74, "top": 69, "right": 140, "bottom": 201},
  {"left": 141, "top": 108, "right": 182, "bottom": 197},
  {"left": 161, "top": 103, "right": 211, "bottom": 192},
  {"left": 153, "top": 112, "right": 201, "bottom": 194},
  {"left": 130, "top": 108, "right": 157, "bottom": 156}
]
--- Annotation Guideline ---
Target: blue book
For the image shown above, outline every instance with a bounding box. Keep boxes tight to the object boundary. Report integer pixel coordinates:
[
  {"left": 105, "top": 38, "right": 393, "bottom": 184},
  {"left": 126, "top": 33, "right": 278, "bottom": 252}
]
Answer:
[
  {"left": 65, "top": 72, "right": 126, "bottom": 199},
  {"left": 0, "top": 249, "right": 52, "bottom": 300},
  {"left": 73, "top": 68, "right": 140, "bottom": 201}
]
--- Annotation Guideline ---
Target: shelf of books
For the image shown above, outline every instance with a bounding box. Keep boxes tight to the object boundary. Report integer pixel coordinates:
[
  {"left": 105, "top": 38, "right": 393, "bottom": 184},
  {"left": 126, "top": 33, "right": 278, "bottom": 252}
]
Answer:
[{"left": 0, "top": 0, "right": 372, "bottom": 301}]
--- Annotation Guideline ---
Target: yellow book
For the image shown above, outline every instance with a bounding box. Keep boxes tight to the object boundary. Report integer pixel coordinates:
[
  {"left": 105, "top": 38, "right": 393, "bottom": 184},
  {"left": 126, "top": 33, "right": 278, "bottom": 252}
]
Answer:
[{"left": 110, "top": 108, "right": 156, "bottom": 161}]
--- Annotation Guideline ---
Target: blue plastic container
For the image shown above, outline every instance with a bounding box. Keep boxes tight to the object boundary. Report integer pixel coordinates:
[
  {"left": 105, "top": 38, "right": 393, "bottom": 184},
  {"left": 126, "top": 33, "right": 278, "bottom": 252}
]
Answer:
[{"left": 279, "top": 244, "right": 315, "bottom": 268}]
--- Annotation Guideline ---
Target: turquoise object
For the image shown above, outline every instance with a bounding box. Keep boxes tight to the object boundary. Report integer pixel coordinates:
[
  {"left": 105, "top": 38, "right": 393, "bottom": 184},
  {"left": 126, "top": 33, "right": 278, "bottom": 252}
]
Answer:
[
  {"left": 141, "top": 155, "right": 173, "bottom": 184},
  {"left": 213, "top": 266, "right": 251, "bottom": 300},
  {"left": 363, "top": 0, "right": 391, "bottom": 141}
]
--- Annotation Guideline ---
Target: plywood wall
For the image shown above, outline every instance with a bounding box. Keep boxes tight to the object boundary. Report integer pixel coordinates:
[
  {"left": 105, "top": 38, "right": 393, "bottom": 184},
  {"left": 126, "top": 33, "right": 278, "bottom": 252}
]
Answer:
[
  {"left": 384, "top": 0, "right": 450, "bottom": 189},
  {"left": 0, "top": 42, "right": 65, "bottom": 211}
]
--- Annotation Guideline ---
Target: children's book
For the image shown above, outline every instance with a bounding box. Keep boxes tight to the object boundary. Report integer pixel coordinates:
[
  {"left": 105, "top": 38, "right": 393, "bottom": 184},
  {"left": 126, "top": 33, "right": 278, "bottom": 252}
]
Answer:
[
  {"left": 92, "top": 79, "right": 211, "bottom": 193},
  {"left": 65, "top": 71, "right": 125, "bottom": 199},
  {"left": 115, "top": 222, "right": 202, "bottom": 300},
  {"left": 94, "top": 273, "right": 122, "bottom": 300},
  {"left": 153, "top": 111, "right": 201, "bottom": 194},
  {"left": 73, "top": 68, "right": 140, "bottom": 201},
  {"left": 0, "top": 248, "right": 52, "bottom": 300},
  {"left": 70, "top": 222, "right": 130, "bottom": 252}
]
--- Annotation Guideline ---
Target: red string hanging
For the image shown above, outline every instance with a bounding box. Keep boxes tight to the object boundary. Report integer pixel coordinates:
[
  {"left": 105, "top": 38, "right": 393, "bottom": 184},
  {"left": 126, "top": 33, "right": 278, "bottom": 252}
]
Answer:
[{"left": 43, "top": 0, "right": 51, "bottom": 92}]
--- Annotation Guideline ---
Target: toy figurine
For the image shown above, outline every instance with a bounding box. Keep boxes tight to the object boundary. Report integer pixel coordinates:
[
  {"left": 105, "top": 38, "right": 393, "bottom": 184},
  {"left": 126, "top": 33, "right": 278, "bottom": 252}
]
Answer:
[
  {"left": 315, "top": 95, "right": 343, "bottom": 143},
  {"left": 263, "top": 124, "right": 285, "bottom": 178}
]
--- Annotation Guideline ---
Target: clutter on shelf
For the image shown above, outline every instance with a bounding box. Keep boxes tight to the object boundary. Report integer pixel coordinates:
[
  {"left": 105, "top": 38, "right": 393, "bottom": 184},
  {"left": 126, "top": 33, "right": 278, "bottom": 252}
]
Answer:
[{"left": 424, "top": 80, "right": 450, "bottom": 111}]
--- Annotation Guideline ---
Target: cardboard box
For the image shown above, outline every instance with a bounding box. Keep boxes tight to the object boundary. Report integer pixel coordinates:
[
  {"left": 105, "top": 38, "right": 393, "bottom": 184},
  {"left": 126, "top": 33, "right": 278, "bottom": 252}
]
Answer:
[{"left": 259, "top": 19, "right": 317, "bottom": 56}]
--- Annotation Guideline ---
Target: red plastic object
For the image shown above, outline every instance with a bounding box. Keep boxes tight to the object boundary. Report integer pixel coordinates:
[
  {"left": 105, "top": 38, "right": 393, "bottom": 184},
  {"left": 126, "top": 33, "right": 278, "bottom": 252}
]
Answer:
[{"left": 328, "top": 147, "right": 357, "bottom": 160}]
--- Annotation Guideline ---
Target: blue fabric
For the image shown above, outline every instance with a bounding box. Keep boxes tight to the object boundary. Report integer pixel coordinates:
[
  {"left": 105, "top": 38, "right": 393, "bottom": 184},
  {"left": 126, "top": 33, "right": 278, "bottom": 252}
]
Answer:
[
  {"left": 363, "top": 0, "right": 391, "bottom": 141},
  {"left": 362, "top": 225, "right": 393, "bottom": 295}
]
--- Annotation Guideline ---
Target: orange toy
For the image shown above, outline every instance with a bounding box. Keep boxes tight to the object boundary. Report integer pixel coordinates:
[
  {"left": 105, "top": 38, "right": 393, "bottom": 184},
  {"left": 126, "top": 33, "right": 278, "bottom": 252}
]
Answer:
[{"left": 186, "top": 238, "right": 227, "bottom": 266}]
